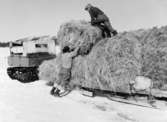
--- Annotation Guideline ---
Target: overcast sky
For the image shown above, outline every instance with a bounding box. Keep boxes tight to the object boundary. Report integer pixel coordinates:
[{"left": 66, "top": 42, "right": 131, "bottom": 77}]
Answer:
[{"left": 0, "top": 0, "right": 167, "bottom": 42}]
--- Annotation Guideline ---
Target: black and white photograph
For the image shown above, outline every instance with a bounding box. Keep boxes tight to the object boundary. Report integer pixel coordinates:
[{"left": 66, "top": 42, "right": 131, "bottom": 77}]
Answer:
[{"left": 0, "top": 0, "right": 167, "bottom": 122}]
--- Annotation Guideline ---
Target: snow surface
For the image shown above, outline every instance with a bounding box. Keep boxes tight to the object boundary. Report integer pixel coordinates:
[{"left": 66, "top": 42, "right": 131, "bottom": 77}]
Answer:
[{"left": 0, "top": 48, "right": 167, "bottom": 122}]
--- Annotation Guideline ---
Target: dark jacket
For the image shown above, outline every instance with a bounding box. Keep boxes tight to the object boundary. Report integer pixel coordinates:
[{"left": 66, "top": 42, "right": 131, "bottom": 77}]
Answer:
[
  {"left": 88, "top": 6, "right": 109, "bottom": 25},
  {"left": 89, "top": 7, "right": 104, "bottom": 21}
]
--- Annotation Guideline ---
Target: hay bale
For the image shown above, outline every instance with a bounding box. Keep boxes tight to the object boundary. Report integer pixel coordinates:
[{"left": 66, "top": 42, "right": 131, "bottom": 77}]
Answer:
[
  {"left": 141, "top": 26, "right": 167, "bottom": 88},
  {"left": 71, "top": 34, "right": 142, "bottom": 93},
  {"left": 38, "top": 58, "right": 61, "bottom": 82},
  {"left": 57, "top": 20, "right": 102, "bottom": 55}
]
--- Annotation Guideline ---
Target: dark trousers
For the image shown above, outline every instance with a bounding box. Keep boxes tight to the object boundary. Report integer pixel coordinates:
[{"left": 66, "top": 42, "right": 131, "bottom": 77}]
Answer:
[
  {"left": 95, "top": 24, "right": 111, "bottom": 37},
  {"left": 91, "top": 14, "right": 115, "bottom": 37},
  {"left": 54, "top": 67, "right": 71, "bottom": 88}
]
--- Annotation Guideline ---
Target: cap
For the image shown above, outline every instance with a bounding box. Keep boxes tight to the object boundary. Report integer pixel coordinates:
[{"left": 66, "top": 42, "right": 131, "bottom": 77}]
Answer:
[{"left": 85, "top": 3, "right": 92, "bottom": 10}]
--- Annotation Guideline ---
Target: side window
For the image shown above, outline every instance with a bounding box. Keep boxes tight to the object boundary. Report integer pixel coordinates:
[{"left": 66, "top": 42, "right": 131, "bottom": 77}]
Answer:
[{"left": 35, "top": 44, "right": 48, "bottom": 48}]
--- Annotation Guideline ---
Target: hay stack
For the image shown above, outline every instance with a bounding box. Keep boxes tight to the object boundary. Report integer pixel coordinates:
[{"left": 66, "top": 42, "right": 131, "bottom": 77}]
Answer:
[
  {"left": 38, "top": 58, "right": 61, "bottom": 82},
  {"left": 38, "top": 20, "right": 167, "bottom": 92},
  {"left": 71, "top": 34, "right": 142, "bottom": 93},
  {"left": 141, "top": 26, "right": 167, "bottom": 88},
  {"left": 71, "top": 26, "right": 167, "bottom": 91},
  {"left": 57, "top": 20, "right": 102, "bottom": 55}
]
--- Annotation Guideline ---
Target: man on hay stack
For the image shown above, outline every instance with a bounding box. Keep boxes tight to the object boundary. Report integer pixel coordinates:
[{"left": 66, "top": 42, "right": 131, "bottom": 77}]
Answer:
[{"left": 85, "top": 3, "right": 118, "bottom": 37}]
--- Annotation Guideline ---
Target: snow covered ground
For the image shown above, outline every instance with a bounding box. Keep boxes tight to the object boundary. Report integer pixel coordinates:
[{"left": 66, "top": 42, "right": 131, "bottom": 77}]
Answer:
[{"left": 0, "top": 47, "right": 167, "bottom": 122}]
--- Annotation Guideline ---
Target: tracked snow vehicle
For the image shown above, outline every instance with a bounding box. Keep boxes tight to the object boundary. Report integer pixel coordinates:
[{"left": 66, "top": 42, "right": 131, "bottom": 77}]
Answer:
[{"left": 7, "top": 36, "right": 58, "bottom": 83}]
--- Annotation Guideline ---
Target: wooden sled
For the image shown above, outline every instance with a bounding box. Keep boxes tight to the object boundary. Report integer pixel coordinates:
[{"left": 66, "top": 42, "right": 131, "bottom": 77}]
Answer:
[{"left": 79, "top": 87, "right": 167, "bottom": 109}]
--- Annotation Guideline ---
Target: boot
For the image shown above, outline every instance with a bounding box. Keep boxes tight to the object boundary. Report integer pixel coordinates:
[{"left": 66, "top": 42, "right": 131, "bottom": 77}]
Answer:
[
  {"left": 50, "top": 87, "right": 60, "bottom": 96},
  {"left": 50, "top": 87, "right": 56, "bottom": 95},
  {"left": 58, "top": 89, "right": 71, "bottom": 97},
  {"left": 112, "top": 30, "right": 118, "bottom": 36}
]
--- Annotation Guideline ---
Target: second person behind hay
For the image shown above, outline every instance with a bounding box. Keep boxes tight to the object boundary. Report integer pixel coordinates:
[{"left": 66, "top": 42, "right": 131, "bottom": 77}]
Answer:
[{"left": 50, "top": 46, "right": 79, "bottom": 97}]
